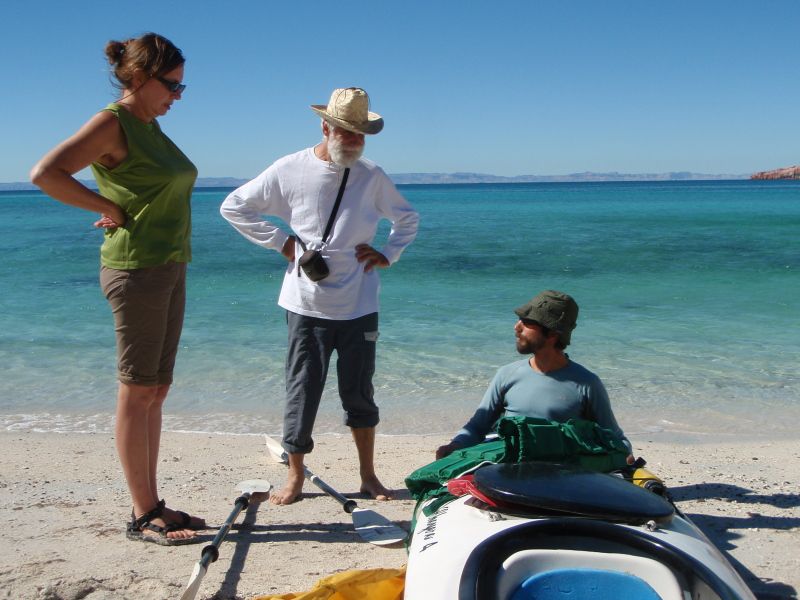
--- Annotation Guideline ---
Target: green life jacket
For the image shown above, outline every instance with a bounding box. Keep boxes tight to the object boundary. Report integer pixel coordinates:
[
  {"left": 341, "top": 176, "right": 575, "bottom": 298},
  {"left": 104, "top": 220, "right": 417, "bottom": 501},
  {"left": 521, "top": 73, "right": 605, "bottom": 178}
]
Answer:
[{"left": 405, "top": 416, "right": 631, "bottom": 517}]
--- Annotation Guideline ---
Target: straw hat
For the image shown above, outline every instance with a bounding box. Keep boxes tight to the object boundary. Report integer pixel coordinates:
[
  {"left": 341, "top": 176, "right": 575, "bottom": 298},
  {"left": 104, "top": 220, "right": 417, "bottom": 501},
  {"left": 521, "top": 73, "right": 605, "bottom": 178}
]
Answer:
[{"left": 311, "top": 87, "right": 384, "bottom": 135}]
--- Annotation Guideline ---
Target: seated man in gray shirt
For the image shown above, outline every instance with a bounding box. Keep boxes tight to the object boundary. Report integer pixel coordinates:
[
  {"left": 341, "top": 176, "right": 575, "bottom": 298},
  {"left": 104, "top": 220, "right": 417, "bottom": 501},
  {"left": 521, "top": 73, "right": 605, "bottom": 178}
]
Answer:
[{"left": 436, "top": 290, "right": 633, "bottom": 460}]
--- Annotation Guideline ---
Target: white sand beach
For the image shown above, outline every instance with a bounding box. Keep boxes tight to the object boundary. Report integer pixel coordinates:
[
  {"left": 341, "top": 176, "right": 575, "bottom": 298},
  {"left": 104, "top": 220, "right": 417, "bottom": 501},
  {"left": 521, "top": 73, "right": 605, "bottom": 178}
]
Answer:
[{"left": 0, "top": 431, "right": 797, "bottom": 599}]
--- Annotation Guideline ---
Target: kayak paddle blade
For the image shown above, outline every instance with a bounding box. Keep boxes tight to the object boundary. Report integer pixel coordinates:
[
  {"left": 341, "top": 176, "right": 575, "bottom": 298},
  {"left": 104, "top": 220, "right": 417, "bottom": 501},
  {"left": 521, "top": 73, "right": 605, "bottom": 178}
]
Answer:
[
  {"left": 238, "top": 479, "right": 273, "bottom": 495},
  {"left": 179, "top": 562, "right": 207, "bottom": 600},
  {"left": 351, "top": 508, "right": 407, "bottom": 546},
  {"left": 264, "top": 435, "right": 289, "bottom": 464},
  {"left": 238, "top": 479, "right": 272, "bottom": 503}
]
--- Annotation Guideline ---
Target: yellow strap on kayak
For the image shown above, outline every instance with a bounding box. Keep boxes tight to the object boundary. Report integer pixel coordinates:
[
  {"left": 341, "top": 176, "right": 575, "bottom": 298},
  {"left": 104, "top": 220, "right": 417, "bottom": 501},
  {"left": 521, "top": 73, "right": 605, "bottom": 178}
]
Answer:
[
  {"left": 631, "top": 467, "right": 667, "bottom": 495},
  {"left": 253, "top": 566, "right": 405, "bottom": 600}
]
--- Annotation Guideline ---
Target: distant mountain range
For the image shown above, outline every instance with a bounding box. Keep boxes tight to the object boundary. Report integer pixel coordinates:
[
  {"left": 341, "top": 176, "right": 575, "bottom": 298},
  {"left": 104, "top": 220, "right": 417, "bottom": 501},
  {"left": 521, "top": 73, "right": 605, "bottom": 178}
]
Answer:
[
  {"left": 0, "top": 171, "right": 750, "bottom": 191},
  {"left": 0, "top": 177, "right": 249, "bottom": 191},
  {"left": 388, "top": 171, "right": 748, "bottom": 184}
]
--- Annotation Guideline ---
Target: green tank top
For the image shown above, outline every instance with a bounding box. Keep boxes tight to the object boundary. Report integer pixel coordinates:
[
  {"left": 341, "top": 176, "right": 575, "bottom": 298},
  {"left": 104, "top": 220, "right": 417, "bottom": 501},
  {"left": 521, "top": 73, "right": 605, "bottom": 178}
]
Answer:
[{"left": 91, "top": 103, "right": 197, "bottom": 269}]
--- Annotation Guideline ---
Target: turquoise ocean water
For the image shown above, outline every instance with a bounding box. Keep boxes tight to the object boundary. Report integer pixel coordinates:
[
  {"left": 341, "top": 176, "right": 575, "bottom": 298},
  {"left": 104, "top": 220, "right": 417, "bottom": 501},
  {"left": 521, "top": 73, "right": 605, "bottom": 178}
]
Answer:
[{"left": 1, "top": 181, "right": 798, "bottom": 442}]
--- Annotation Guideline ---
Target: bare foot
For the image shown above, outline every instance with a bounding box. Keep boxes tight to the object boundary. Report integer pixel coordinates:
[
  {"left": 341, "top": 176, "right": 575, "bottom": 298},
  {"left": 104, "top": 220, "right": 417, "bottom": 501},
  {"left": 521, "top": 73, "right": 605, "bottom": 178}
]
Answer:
[
  {"left": 270, "top": 472, "right": 304, "bottom": 505},
  {"left": 360, "top": 475, "right": 393, "bottom": 501}
]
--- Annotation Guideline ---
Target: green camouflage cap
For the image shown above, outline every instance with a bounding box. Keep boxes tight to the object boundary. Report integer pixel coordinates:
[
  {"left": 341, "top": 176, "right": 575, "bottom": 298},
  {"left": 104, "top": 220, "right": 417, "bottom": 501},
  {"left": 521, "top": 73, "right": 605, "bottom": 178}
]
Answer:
[{"left": 514, "top": 290, "right": 579, "bottom": 346}]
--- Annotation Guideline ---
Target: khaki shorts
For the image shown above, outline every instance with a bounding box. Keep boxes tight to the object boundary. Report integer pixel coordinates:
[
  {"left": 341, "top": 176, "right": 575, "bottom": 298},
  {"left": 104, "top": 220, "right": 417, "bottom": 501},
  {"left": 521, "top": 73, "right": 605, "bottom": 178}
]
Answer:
[{"left": 100, "top": 262, "right": 187, "bottom": 386}]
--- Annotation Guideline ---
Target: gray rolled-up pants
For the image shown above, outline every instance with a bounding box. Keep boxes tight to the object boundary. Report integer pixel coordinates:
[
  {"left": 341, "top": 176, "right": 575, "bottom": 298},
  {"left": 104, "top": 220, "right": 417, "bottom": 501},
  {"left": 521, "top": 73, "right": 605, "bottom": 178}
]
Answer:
[{"left": 283, "top": 311, "right": 380, "bottom": 454}]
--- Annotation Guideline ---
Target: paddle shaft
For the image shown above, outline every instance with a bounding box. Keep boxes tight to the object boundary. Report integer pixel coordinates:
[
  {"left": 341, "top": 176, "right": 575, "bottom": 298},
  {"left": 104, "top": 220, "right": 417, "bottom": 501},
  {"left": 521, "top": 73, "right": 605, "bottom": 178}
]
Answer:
[
  {"left": 303, "top": 467, "right": 358, "bottom": 513},
  {"left": 179, "top": 493, "right": 250, "bottom": 600},
  {"left": 265, "top": 436, "right": 358, "bottom": 513},
  {"left": 263, "top": 435, "right": 405, "bottom": 546},
  {"left": 199, "top": 493, "right": 250, "bottom": 568}
]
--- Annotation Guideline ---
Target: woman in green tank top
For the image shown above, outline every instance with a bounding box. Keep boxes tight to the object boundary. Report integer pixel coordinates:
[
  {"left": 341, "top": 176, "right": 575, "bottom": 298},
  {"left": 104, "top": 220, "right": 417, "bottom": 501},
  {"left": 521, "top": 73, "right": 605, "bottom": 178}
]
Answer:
[{"left": 30, "top": 33, "right": 203, "bottom": 546}]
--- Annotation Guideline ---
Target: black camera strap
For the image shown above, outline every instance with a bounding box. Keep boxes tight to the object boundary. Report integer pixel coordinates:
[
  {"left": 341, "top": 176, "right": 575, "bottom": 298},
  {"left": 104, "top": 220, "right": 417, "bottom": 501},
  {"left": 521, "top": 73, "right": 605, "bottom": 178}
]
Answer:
[
  {"left": 321, "top": 167, "right": 350, "bottom": 244},
  {"left": 296, "top": 167, "right": 350, "bottom": 252}
]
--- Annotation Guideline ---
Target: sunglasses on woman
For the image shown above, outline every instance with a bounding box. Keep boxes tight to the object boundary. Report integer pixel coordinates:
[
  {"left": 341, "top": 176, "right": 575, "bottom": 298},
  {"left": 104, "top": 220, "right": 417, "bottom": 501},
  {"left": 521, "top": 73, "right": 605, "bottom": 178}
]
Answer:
[{"left": 155, "top": 76, "right": 186, "bottom": 94}]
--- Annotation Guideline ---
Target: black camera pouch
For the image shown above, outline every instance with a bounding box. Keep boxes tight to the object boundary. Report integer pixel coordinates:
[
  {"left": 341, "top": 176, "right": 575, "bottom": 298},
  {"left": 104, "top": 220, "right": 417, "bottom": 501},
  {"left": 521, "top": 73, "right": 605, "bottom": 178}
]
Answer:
[
  {"left": 295, "top": 167, "right": 349, "bottom": 284},
  {"left": 298, "top": 249, "right": 330, "bottom": 282}
]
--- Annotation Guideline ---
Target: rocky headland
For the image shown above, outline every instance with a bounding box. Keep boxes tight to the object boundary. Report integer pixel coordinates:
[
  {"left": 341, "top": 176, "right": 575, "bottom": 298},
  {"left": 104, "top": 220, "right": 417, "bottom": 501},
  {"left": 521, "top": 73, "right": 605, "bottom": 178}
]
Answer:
[{"left": 751, "top": 165, "right": 800, "bottom": 180}]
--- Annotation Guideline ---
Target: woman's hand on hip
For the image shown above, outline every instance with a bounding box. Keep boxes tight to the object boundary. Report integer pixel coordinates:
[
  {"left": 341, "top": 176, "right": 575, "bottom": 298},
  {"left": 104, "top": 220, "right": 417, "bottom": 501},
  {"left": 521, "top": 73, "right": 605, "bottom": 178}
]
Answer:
[{"left": 93, "top": 205, "right": 127, "bottom": 229}]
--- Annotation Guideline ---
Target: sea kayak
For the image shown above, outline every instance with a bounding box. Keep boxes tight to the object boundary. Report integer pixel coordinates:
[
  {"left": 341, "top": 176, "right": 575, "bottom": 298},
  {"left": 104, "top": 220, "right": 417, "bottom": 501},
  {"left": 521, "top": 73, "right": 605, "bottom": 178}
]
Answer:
[{"left": 405, "top": 461, "right": 755, "bottom": 600}]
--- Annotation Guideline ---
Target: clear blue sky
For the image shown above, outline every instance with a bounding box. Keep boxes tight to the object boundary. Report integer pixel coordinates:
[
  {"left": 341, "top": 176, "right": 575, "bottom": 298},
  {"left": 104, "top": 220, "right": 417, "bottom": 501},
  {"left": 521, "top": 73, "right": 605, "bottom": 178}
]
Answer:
[{"left": 3, "top": 1, "right": 798, "bottom": 182}]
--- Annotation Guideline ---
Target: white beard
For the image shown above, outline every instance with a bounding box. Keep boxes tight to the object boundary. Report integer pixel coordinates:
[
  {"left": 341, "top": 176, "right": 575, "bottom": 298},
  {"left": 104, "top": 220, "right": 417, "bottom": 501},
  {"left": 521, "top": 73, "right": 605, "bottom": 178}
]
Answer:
[{"left": 328, "top": 135, "right": 364, "bottom": 167}]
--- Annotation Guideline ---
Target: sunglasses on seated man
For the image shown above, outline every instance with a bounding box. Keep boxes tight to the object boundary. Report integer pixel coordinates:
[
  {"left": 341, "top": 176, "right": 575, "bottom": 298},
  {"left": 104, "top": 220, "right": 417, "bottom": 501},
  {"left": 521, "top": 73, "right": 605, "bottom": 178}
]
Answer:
[{"left": 520, "top": 318, "right": 552, "bottom": 336}]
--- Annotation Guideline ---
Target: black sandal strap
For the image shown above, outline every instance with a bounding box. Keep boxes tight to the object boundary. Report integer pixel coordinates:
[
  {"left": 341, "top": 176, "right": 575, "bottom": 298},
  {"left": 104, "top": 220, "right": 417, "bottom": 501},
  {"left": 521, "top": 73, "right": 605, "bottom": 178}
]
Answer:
[
  {"left": 140, "top": 519, "right": 182, "bottom": 535},
  {"left": 131, "top": 502, "right": 165, "bottom": 531},
  {"left": 157, "top": 499, "right": 198, "bottom": 528}
]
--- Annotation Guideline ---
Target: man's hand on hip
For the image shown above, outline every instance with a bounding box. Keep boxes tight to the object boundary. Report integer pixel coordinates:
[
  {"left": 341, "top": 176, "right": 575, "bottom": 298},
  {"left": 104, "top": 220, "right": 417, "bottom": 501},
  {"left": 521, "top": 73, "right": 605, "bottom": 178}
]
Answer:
[
  {"left": 355, "top": 244, "right": 389, "bottom": 272},
  {"left": 282, "top": 236, "right": 296, "bottom": 262}
]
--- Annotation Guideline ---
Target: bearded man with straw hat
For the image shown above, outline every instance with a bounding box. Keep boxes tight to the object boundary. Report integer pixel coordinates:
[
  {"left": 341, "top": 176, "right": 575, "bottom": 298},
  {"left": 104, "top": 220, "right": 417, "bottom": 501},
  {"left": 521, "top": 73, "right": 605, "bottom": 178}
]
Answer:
[{"left": 221, "top": 88, "right": 419, "bottom": 505}]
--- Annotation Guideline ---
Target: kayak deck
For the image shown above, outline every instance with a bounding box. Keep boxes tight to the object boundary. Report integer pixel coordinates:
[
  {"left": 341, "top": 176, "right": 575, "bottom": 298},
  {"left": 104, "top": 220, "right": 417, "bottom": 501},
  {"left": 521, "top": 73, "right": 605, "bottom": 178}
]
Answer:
[{"left": 406, "top": 462, "right": 755, "bottom": 600}]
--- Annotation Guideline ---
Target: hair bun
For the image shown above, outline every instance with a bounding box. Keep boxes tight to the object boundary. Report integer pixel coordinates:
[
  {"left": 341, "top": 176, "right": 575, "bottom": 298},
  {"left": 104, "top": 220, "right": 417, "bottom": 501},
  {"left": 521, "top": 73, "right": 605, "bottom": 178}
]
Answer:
[
  {"left": 104, "top": 33, "right": 183, "bottom": 91},
  {"left": 104, "top": 40, "right": 126, "bottom": 65}
]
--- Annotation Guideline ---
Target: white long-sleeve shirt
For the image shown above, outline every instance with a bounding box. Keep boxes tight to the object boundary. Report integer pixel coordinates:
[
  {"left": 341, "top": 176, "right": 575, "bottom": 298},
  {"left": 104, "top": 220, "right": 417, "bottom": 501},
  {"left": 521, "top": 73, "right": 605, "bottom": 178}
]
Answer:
[{"left": 220, "top": 148, "right": 419, "bottom": 320}]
